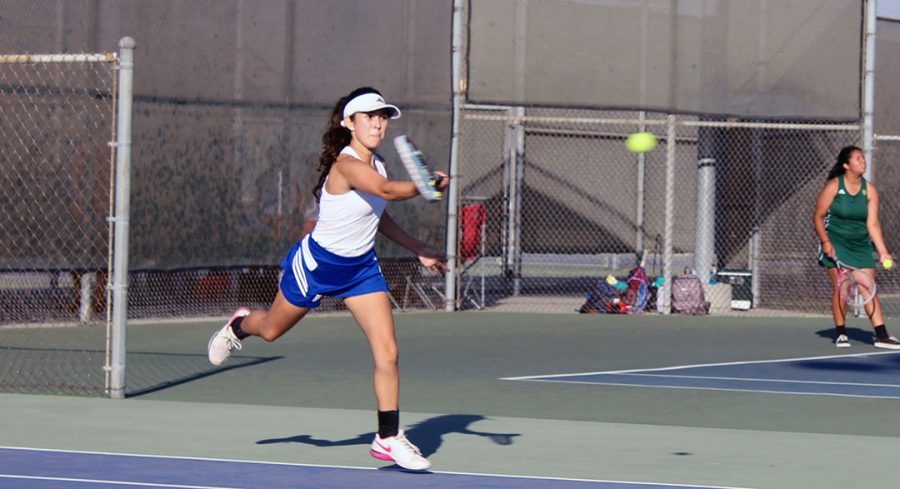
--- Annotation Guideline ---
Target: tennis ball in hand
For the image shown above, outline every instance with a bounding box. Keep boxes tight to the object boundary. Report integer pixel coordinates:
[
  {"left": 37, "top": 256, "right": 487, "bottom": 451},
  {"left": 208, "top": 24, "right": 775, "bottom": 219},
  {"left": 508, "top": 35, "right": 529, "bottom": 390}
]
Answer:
[
  {"left": 883, "top": 259, "right": 893, "bottom": 270},
  {"left": 625, "top": 132, "right": 658, "bottom": 153}
]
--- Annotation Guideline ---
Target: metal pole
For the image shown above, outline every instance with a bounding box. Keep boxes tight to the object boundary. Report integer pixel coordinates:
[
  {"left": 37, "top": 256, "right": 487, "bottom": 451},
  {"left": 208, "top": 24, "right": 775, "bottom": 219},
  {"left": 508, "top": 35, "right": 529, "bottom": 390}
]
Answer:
[
  {"left": 636, "top": 112, "right": 646, "bottom": 254},
  {"left": 751, "top": 127, "right": 763, "bottom": 309},
  {"left": 509, "top": 107, "right": 525, "bottom": 296},
  {"left": 862, "top": 0, "right": 876, "bottom": 181},
  {"left": 693, "top": 123, "right": 717, "bottom": 283},
  {"left": 444, "top": 0, "right": 465, "bottom": 311},
  {"left": 501, "top": 110, "right": 513, "bottom": 283},
  {"left": 660, "top": 114, "right": 676, "bottom": 314},
  {"left": 749, "top": 226, "right": 760, "bottom": 308},
  {"left": 636, "top": 0, "right": 648, "bottom": 254},
  {"left": 109, "top": 37, "right": 134, "bottom": 398},
  {"left": 508, "top": 0, "right": 526, "bottom": 296}
]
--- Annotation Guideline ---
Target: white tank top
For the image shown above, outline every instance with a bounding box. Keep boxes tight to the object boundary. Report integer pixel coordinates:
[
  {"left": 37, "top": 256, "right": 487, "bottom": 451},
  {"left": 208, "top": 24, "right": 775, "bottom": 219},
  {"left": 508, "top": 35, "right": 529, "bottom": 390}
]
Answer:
[{"left": 311, "top": 146, "right": 388, "bottom": 257}]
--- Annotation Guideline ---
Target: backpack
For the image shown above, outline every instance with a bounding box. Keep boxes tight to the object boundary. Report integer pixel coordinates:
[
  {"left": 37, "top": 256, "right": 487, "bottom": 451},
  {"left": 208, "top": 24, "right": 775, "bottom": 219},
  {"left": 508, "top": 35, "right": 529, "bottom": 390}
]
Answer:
[
  {"left": 578, "top": 279, "right": 620, "bottom": 314},
  {"left": 622, "top": 266, "right": 649, "bottom": 314},
  {"left": 671, "top": 272, "right": 710, "bottom": 315}
]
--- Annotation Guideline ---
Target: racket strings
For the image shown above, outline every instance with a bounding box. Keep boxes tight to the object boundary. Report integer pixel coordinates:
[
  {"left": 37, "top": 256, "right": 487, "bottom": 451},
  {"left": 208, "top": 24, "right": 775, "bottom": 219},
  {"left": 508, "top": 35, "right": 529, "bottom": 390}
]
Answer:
[
  {"left": 394, "top": 135, "right": 442, "bottom": 201},
  {"left": 838, "top": 269, "right": 876, "bottom": 306}
]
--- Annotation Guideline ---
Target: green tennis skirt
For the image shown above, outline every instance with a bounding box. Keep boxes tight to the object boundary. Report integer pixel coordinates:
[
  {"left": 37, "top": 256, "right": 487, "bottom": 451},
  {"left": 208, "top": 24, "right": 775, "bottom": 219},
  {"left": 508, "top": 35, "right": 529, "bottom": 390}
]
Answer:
[{"left": 818, "top": 233, "right": 876, "bottom": 269}]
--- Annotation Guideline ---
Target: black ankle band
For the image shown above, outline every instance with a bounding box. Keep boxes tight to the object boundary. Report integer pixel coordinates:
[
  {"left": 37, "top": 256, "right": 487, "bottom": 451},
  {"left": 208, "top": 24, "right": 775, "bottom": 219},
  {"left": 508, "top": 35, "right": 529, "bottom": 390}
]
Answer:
[
  {"left": 231, "top": 316, "right": 250, "bottom": 340},
  {"left": 378, "top": 410, "right": 399, "bottom": 438}
]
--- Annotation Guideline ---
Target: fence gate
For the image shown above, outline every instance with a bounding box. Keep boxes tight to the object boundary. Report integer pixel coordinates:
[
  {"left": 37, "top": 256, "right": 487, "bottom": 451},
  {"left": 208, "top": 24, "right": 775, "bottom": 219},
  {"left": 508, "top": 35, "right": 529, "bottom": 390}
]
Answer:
[{"left": 0, "top": 52, "right": 119, "bottom": 396}]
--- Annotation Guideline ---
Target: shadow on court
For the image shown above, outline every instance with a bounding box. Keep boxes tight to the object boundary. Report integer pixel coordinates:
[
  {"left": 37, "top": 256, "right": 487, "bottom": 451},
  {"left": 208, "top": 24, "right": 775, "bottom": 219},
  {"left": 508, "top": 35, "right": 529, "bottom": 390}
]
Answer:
[
  {"left": 814, "top": 326, "right": 874, "bottom": 346},
  {"left": 256, "top": 413, "right": 520, "bottom": 458},
  {"left": 793, "top": 358, "right": 900, "bottom": 372},
  {"left": 127, "top": 354, "right": 284, "bottom": 397}
]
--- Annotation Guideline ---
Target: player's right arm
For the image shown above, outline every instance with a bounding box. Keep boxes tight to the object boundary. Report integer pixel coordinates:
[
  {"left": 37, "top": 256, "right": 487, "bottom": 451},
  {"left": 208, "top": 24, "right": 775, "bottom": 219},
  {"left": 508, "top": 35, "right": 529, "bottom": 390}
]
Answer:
[
  {"left": 813, "top": 178, "right": 839, "bottom": 258},
  {"left": 331, "top": 154, "right": 420, "bottom": 201}
]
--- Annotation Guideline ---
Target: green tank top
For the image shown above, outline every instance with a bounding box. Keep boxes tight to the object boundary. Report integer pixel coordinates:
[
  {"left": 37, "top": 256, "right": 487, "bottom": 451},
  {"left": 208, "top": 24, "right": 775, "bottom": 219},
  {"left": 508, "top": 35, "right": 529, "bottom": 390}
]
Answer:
[{"left": 823, "top": 175, "right": 875, "bottom": 268}]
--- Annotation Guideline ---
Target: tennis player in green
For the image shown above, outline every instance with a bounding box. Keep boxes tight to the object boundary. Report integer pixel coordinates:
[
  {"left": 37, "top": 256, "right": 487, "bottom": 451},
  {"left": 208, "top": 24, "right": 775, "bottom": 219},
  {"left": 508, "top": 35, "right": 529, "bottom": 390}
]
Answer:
[{"left": 814, "top": 145, "right": 896, "bottom": 349}]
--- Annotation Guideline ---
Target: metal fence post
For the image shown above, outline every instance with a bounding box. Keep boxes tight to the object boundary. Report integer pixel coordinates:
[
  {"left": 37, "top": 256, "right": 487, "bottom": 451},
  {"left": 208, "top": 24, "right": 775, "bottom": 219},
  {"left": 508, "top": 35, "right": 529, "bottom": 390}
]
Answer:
[
  {"left": 660, "top": 114, "right": 676, "bottom": 314},
  {"left": 504, "top": 107, "right": 525, "bottom": 296},
  {"left": 445, "top": 0, "right": 465, "bottom": 311},
  {"left": 109, "top": 37, "right": 135, "bottom": 399},
  {"left": 862, "top": 0, "right": 877, "bottom": 181},
  {"left": 694, "top": 120, "right": 719, "bottom": 284}
]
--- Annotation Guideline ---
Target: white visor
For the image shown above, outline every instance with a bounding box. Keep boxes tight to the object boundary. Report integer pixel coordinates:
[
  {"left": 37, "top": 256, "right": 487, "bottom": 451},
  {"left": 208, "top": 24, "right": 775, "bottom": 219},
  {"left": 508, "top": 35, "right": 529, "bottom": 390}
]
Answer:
[{"left": 340, "top": 92, "right": 401, "bottom": 127}]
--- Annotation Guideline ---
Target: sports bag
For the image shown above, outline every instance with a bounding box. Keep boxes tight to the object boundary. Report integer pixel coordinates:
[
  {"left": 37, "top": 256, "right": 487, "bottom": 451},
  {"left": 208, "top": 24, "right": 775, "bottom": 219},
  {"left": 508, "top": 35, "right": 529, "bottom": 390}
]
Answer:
[
  {"left": 578, "top": 279, "right": 620, "bottom": 314},
  {"left": 671, "top": 272, "right": 710, "bottom": 315}
]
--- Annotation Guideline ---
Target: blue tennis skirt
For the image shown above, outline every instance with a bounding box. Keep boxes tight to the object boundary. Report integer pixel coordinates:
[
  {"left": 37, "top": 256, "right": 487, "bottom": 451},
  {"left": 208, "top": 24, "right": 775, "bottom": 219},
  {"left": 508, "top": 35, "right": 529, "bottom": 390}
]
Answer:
[{"left": 279, "top": 235, "right": 389, "bottom": 308}]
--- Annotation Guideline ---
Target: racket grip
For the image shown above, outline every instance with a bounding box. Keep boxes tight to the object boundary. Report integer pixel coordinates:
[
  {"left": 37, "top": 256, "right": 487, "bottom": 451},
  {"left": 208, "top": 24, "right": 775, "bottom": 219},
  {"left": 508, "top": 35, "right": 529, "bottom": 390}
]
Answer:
[{"left": 427, "top": 177, "right": 443, "bottom": 200}]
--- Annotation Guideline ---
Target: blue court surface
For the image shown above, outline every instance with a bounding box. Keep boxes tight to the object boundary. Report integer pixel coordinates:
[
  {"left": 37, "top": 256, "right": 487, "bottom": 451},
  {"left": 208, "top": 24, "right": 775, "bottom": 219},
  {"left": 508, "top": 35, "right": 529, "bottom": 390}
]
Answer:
[
  {"left": 0, "top": 447, "right": 752, "bottom": 489},
  {"left": 504, "top": 351, "right": 900, "bottom": 399}
]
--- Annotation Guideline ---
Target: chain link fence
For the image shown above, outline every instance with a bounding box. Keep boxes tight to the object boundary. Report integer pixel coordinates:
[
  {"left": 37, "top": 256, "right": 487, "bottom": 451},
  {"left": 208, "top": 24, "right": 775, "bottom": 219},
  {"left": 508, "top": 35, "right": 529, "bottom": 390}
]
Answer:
[
  {"left": 119, "top": 99, "right": 446, "bottom": 320},
  {"left": 3, "top": 58, "right": 899, "bottom": 399},
  {"left": 0, "top": 53, "right": 118, "bottom": 395},
  {"left": 442, "top": 106, "right": 900, "bottom": 317}
]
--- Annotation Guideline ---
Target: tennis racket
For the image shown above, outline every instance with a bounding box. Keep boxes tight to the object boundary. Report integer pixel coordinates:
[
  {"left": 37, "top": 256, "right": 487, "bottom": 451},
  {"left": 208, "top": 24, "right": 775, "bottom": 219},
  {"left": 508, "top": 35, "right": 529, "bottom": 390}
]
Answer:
[
  {"left": 623, "top": 249, "right": 650, "bottom": 314},
  {"left": 393, "top": 135, "right": 443, "bottom": 201},
  {"left": 834, "top": 256, "right": 877, "bottom": 307}
]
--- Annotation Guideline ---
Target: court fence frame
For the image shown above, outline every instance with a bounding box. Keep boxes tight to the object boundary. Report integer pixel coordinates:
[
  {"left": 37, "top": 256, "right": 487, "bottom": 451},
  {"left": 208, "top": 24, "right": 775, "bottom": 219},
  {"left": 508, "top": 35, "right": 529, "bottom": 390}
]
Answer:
[
  {"left": 0, "top": 37, "right": 134, "bottom": 398},
  {"left": 447, "top": 105, "right": 900, "bottom": 317}
]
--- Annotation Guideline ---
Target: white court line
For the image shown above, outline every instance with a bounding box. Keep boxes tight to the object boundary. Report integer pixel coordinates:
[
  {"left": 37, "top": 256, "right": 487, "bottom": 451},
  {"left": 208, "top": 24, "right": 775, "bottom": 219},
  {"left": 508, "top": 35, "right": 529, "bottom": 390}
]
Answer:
[
  {"left": 0, "top": 446, "right": 760, "bottom": 489},
  {"left": 0, "top": 445, "right": 373, "bottom": 473},
  {"left": 506, "top": 378, "right": 900, "bottom": 400},
  {"left": 501, "top": 350, "right": 900, "bottom": 380},
  {"left": 0, "top": 474, "right": 237, "bottom": 489},
  {"left": 620, "top": 373, "right": 900, "bottom": 389}
]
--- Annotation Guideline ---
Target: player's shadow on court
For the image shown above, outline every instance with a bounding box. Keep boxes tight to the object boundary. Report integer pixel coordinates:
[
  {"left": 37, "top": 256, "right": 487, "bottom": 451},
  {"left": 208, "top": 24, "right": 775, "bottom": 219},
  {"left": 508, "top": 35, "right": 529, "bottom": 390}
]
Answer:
[
  {"left": 815, "top": 327, "right": 874, "bottom": 346},
  {"left": 256, "top": 413, "right": 520, "bottom": 459}
]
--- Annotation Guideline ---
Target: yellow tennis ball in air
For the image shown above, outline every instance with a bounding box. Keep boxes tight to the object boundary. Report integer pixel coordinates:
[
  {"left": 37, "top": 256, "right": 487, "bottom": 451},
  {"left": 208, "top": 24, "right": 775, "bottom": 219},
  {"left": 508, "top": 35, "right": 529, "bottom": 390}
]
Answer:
[
  {"left": 883, "top": 259, "right": 893, "bottom": 270},
  {"left": 625, "top": 132, "right": 658, "bottom": 153}
]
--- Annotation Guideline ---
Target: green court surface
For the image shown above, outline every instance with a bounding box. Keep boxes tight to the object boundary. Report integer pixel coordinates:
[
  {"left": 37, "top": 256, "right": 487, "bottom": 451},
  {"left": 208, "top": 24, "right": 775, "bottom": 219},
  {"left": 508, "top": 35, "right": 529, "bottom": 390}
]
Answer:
[{"left": 3, "top": 312, "right": 900, "bottom": 488}]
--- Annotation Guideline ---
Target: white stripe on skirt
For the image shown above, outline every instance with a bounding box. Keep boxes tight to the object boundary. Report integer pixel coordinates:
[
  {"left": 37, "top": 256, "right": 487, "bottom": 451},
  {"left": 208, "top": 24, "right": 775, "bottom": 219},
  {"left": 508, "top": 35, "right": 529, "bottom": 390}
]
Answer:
[
  {"left": 302, "top": 236, "right": 318, "bottom": 271},
  {"left": 293, "top": 239, "right": 309, "bottom": 296}
]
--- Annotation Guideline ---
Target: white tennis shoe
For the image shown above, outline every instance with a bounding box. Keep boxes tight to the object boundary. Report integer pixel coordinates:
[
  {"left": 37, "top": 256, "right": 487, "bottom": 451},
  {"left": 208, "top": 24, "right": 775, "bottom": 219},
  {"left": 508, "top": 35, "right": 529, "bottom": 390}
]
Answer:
[
  {"left": 370, "top": 430, "right": 431, "bottom": 471},
  {"left": 874, "top": 336, "right": 900, "bottom": 350},
  {"left": 207, "top": 308, "right": 250, "bottom": 366},
  {"left": 834, "top": 334, "right": 851, "bottom": 348}
]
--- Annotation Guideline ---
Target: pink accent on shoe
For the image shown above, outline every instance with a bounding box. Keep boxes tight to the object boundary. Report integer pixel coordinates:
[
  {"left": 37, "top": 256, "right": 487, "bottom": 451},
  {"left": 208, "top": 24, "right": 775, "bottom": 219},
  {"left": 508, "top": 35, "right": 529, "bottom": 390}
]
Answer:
[
  {"left": 373, "top": 440, "right": 391, "bottom": 453},
  {"left": 229, "top": 307, "right": 251, "bottom": 325},
  {"left": 370, "top": 450, "right": 393, "bottom": 462}
]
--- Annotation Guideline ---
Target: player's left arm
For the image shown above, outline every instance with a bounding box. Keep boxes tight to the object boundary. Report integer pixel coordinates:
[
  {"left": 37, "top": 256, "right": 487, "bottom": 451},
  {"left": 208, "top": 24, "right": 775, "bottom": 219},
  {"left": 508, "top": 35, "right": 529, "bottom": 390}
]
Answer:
[
  {"left": 378, "top": 211, "right": 448, "bottom": 272},
  {"left": 866, "top": 182, "right": 892, "bottom": 262}
]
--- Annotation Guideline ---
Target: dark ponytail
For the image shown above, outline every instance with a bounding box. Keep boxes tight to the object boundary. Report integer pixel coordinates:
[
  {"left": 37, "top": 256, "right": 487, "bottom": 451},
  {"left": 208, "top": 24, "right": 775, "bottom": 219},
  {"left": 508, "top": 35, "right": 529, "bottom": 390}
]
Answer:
[
  {"left": 826, "top": 145, "right": 861, "bottom": 181},
  {"left": 312, "top": 87, "right": 382, "bottom": 201}
]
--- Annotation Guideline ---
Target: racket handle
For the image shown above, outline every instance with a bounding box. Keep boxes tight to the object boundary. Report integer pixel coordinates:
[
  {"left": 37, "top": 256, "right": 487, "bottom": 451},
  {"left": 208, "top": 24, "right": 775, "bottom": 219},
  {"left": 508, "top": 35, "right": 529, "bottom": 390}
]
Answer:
[{"left": 427, "top": 177, "right": 443, "bottom": 199}]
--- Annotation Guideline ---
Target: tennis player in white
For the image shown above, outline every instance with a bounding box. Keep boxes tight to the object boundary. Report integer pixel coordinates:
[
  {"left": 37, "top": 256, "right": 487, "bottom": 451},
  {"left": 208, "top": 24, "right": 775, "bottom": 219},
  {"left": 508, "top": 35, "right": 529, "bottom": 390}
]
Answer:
[{"left": 207, "top": 87, "right": 449, "bottom": 471}]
